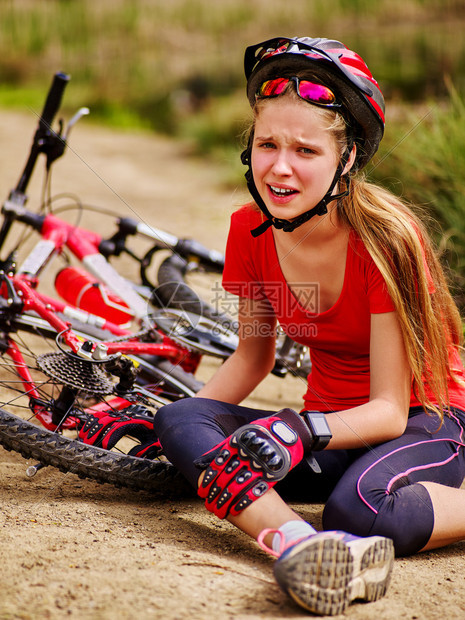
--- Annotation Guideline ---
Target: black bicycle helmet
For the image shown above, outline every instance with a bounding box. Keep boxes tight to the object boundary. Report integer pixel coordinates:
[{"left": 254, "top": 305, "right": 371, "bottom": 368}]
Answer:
[{"left": 242, "top": 36, "right": 386, "bottom": 236}]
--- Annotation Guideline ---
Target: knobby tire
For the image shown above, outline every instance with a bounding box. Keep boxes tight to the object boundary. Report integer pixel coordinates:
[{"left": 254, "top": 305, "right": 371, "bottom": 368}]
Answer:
[{"left": 0, "top": 409, "right": 192, "bottom": 495}]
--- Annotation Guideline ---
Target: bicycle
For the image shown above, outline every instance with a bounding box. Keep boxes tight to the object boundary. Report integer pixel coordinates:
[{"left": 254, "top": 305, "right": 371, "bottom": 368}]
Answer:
[
  {"left": 0, "top": 73, "right": 222, "bottom": 495},
  {"left": 0, "top": 72, "right": 241, "bottom": 379}
]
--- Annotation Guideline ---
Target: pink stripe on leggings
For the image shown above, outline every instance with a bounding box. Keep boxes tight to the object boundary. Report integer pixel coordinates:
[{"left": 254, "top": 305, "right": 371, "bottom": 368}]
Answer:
[{"left": 356, "top": 437, "right": 465, "bottom": 515}]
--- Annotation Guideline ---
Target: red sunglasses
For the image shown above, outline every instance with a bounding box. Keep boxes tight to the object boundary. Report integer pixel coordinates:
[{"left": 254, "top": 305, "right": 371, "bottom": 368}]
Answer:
[{"left": 255, "top": 77, "right": 341, "bottom": 108}]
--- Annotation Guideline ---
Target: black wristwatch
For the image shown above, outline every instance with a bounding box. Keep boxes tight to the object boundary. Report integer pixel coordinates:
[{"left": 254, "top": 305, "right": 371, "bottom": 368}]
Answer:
[{"left": 301, "top": 411, "right": 332, "bottom": 451}]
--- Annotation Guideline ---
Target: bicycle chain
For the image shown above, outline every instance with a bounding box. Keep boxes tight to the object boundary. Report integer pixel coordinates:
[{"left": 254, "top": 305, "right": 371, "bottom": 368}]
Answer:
[{"left": 91, "top": 326, "right": 156, "bottom": 345}]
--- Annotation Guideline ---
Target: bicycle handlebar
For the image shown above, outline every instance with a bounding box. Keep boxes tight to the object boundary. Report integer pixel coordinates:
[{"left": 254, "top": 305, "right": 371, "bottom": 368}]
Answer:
[
  {"left": 16, "top": 72, "right": 70, "bottom": 196},
  {"left": 38, "top": 72, "right": 70, "bottom": 131},
  {"left": 0, "top": 73, "right": 70, "bottom": 257},
  {"left": 99, "top": 217, "right": 224, "bottom": 268},
  {"left": 1, "top": 73, "right": 224, "bottom": 279},
  {"left": 1, "top": 201, "right": 45, "bottom": 231}
]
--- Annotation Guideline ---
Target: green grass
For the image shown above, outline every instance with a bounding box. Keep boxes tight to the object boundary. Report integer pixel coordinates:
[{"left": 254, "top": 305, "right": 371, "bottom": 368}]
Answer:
[{"left": 0, "top": 86, "right": 46, "bottom": 112}]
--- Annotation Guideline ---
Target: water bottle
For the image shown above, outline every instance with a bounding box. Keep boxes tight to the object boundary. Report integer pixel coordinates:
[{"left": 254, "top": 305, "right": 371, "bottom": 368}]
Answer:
[{"left": 55, "top": 266, "right": 134, "bottom": 326}]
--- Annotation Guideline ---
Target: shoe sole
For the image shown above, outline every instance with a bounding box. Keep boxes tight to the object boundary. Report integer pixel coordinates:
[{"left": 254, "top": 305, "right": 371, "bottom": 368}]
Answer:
[
  {"left": 273, "top": 535, "right": 394, "bottom": 616},
  {"left": 347, "top": 536, "right": 394, "bottom": 603},
  {"left": 273, "top": 537, "right": 353, "bottom": 616}
]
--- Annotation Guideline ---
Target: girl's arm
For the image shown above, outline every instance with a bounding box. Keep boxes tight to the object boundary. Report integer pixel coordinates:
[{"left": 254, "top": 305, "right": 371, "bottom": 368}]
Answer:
[
  {"left": 325, "top": 311, "right": 412, "bottom": 449},
  {"left": 196, "top": 296, "right": 277, "bottom": 404}
]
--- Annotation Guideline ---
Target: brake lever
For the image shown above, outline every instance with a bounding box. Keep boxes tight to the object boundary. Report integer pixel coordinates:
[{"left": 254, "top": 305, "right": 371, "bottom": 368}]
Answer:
[{"left": 63, "top": 107, "right": 90, "bottom": 141}]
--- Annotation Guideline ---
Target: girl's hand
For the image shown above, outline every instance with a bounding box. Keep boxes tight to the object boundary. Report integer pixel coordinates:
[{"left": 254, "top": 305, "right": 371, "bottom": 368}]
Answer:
[{"left": 195, "top": 408, "right": 313, "bottom": 518}]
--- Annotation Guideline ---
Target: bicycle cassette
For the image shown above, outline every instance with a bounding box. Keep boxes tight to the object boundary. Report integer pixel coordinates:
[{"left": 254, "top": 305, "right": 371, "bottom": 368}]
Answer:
[{"left": 36, "top": 352, "right": 115, "bottom": 394}]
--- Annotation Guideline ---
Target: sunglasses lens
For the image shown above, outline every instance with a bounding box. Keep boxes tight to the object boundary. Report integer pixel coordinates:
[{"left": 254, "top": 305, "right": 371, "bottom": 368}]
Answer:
[
  {"left": 298, "top": 81, "right": 337, "bottom": 105},
  {"left": 258, "top": 78, "right": 289, "bottom": 97},
  {"left": 256, "top": 78, "right": 339, "bottom": 107}
]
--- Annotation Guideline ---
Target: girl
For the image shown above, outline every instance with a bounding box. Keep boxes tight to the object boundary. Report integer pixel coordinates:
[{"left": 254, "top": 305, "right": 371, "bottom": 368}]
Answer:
[{"left": 154, "top": 36, "right": 465, "bottom": 616}]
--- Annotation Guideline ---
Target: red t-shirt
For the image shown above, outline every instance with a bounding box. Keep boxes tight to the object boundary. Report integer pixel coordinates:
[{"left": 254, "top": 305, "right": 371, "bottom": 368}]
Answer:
[{"left": 222, "top": 205, "right": 465, "bottom": 412}]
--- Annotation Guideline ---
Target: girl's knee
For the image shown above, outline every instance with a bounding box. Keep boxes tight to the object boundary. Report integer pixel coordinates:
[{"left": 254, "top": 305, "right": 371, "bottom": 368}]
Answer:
[
  {"left": 154, "top": 397, "right": 216, "bottom": 431},
  {"left": 368, "top": 484, "right": 434, "bottom": 556},
  {"left": 323, "top": 482, "right": 434, "bottom": 556},
  {"left": 153, "top": 399, "right": 192, "bottom": 435}
]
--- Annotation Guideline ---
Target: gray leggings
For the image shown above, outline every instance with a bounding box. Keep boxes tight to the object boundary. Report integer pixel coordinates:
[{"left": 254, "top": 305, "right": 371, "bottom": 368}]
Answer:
[{"left": 154, "top": 398, "right": 465, "bottom": 556}]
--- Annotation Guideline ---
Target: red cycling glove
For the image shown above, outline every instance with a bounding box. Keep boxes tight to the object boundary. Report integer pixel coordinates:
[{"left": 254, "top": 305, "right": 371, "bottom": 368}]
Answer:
[
  {"left": 195, "top": 408, "right": 314, "bottom": 519},
  {"left": 78, "top": 405, "right": 161, "bottom": 458}
]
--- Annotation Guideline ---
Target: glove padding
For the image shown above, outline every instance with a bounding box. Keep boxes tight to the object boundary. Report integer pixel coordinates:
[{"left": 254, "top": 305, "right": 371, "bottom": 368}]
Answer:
[
  {"left": 195, "top": 408, "right": 313, "bottom": 519},
  {"left": 78, "top": 405, "right": 161, "bottom": 458}
]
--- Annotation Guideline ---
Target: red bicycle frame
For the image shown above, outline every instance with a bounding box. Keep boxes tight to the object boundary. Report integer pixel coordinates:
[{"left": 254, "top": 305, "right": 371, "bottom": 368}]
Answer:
[{"left": 0, "top": 270, "right": 201, "bottom": 430}]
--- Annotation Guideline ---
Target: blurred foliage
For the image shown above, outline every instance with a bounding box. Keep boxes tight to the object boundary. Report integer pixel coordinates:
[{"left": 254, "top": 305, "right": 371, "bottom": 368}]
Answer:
[
  {"left": 369, "top": 84, "right": 465, "bottom": 308},
  {"left": 1, "top": 0, "right": 464, "bottom": 132}
]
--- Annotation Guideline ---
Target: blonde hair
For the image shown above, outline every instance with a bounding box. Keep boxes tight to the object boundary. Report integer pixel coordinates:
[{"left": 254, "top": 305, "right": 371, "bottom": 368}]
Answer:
[
  {"left": 341, "top": 179, "right": 463, "bottom": 421},
  {"left": 251, "top": 95, "right": 464, "bottom": 421}
]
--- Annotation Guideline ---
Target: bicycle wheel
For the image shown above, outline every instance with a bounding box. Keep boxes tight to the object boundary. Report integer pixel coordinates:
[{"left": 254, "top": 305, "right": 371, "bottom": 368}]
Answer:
[
  {"left": 0, "top": 312, "right": 194, "bottom": 495},
  {"left": 155, "top": 254, "right": 312, "bottom": 379}
]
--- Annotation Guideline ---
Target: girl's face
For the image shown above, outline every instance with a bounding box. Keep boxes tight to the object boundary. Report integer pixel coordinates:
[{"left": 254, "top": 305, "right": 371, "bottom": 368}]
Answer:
[{"left": 251, "top": 97, "right": 343, "bottom": 222}]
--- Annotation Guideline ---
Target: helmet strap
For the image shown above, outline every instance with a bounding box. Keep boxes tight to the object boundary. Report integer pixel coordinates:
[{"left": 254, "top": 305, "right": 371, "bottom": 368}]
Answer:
[{"left": 242, "top": 139, "right": 353, "bottom": 238}]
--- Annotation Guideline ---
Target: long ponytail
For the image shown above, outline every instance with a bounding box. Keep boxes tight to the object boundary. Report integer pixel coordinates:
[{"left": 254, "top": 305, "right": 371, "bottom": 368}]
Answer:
[{"left": 340, "top": 177, "right": 463, "bottom": 420}]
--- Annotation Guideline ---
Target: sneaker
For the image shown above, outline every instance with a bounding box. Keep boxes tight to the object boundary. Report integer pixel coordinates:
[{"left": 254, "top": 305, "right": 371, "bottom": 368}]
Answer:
[{"left": 260, "top": 529, "right": 394, "bottom": 616}]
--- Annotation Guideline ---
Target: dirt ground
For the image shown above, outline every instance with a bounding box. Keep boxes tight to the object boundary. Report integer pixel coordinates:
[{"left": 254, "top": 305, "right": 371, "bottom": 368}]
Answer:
[{"left": 0, "top": 109, "right": 464, "bottom": 620}]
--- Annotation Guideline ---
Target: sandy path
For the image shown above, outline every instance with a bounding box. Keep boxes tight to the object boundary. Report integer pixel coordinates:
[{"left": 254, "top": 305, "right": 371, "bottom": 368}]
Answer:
[{"left": 0, "top": 109, "right": 464, "bottom": 620}]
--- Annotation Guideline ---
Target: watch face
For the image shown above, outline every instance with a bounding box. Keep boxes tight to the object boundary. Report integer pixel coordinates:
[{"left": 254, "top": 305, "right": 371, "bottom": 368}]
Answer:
[{"left": 311, "top": 416, "right": 331, "bottom": 436}]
